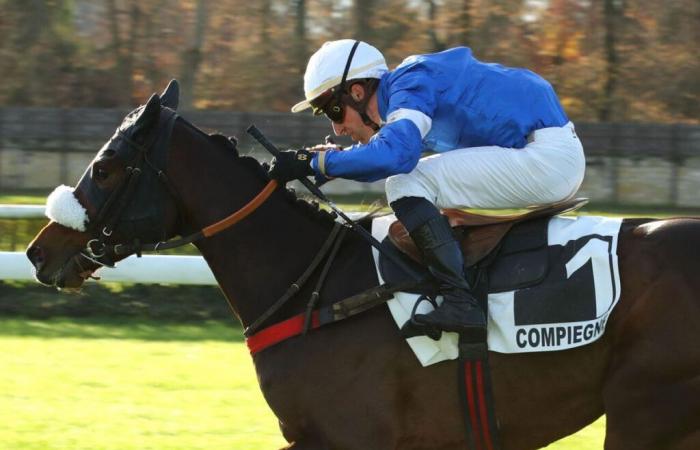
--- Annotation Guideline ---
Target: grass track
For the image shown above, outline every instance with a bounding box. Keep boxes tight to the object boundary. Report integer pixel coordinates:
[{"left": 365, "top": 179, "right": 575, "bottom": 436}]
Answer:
[
  {"left": 0, "top": 318, "right": 285, "bottom": 450},
  {"left": 0, "top": 318, "right": 604, "bottom": 449}
]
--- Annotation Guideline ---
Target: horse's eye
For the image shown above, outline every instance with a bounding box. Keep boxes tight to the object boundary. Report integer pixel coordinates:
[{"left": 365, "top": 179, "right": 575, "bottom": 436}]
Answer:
[{"left": 94, "top": 168, "right": 109, "bottom": 181}]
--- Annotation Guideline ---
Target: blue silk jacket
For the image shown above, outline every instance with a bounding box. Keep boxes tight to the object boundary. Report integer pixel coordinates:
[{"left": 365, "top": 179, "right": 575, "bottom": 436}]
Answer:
[{"left": 311, "top": 47, "right": 568, "bottom": 182}]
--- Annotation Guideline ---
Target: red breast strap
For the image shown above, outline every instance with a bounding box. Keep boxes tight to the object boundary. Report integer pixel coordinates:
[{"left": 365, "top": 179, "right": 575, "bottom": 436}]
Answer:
[{"left": 246, "top": 310, "right": 321, "bottom": 355}]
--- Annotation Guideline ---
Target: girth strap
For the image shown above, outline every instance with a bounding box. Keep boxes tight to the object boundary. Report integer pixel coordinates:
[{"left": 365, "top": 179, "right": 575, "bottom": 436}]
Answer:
[
  {"left": 458, "top": 338, "right": 501, "bottom": 450},
  {"left": 458, "top": 270, "right": 501, "bottom": 450}
]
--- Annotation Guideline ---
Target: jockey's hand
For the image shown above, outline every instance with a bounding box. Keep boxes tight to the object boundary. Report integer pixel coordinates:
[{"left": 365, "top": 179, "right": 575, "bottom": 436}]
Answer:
[{"left": 268, "top": 149, "right": 314, "bottom": 184}]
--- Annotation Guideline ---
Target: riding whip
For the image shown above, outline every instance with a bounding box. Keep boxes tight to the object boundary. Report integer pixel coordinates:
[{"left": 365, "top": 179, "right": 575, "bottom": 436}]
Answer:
[{"left": 246, "top": 124, "right": 425, "bottom": 282}]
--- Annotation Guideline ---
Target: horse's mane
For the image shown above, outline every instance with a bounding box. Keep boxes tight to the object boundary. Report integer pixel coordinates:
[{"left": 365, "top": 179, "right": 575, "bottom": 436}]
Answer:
[
  {"left": 176, "top": 118, "right": 379, "bottom": 228},
  {"left": 205, "top": 132, "right": 340, "bottom": 226}
]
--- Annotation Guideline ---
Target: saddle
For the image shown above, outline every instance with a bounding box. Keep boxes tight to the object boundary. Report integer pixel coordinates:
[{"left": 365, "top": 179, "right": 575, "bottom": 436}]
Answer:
[{"left": 388, "top": 198, "right": 588, "bottom": 267}]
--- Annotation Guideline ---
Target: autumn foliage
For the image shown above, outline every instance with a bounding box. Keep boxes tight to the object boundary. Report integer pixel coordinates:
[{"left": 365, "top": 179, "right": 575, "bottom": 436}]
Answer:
[{"left": 0, "top": 0, "right": 696, "bottom": 123}]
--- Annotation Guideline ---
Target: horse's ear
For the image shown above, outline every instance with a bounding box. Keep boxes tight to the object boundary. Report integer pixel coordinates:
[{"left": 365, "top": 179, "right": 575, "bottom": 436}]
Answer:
[
  {"left": 130, "top": 93, "right": 161, "bottom": 139},
  {"left": 160, "top": 79, "right": 179, "bottom": 110}
]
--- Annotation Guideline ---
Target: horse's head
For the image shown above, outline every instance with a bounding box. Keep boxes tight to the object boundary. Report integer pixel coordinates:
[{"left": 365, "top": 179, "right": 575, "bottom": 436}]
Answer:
[{"left": 27, "top": 80, "right": 183, "bottom": 289}]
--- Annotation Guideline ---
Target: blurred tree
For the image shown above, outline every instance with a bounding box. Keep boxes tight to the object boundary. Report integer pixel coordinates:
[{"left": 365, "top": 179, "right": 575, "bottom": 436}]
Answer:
[
  {"left": 456, "top": 0, "right": 473, "bottom": 46},
  {"left": 353, "top": 0, "right": 375, "bottom": 42},
  {"left": 470, "top": 0, "right": 528, "bottom": 63},
  {"left": 179, "top": 0, "right": 208, "bottom": 109},
  {"left": 0, "top": 0, "right": 80, "bottom": 105},
  {"left": 529, "top": 0, "right": 595, "bottom": 119},
  {"left": 599, "top": 0, "right": 622, "bottom": 121},
  {"left": 293, "top": 0, "right": 309, "bottom": 76},
  {"left": 0, "top": 0, "right": 696, "bottom": 123},
  {"left": 105, "top": 0, "right": 136, "bottom": 106},
  {"left": 425, "top": 0, "right": 446, "bottom": 52}
]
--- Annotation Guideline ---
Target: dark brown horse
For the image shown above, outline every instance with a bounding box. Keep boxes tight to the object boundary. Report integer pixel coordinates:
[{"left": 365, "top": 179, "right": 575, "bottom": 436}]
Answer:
[{"left": 27, "top": 83, "right": 700, "bottom": 449}]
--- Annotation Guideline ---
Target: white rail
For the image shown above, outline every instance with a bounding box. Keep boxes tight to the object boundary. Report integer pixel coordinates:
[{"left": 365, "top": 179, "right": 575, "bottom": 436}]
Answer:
[
  {"left": 0, "top": 204, "right": 45, "bottom": 219},
  {"left": 1, "top": 251, "right": 217, "bottom": 285}
]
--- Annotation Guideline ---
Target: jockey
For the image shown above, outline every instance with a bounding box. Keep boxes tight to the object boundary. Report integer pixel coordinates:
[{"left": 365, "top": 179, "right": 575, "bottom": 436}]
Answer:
[{"left": 269, "top": 39, "right": 585, "bottom": 339}]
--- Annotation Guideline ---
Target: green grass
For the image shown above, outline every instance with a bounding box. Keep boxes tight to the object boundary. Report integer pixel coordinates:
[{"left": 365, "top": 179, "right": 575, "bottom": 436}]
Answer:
[
  {"left": 0, "top": 189, "right": 51, "bottom": 205},
  {"left": 0, "top": 318, "right": 286, "bottom": 450},
  {"left": 0, "top": 318, "right": 604, "bottom": 449}
]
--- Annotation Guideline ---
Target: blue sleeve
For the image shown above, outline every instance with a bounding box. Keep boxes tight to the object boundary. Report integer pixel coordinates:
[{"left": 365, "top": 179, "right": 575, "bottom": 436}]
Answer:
[{"left": 313, "top": 119, "right": 424, "bottom": 182}]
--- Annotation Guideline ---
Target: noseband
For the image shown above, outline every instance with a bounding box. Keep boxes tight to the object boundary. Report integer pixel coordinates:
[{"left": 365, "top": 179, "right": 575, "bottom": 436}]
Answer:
[{"left": 81, "top": 110, "right": 278, "bottom": 267}]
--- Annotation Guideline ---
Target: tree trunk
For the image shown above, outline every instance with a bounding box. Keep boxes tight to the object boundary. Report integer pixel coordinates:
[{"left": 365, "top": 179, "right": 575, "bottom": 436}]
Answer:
[
  {"left": 180, "top": 0, "right": 208, "bottom": 110},
  {"left": 291, "top": 0, "right": 308, "bottom": 101},
  {"left": 458, "top": 0, "right": 471, "bottom": 46},
  {"left": 256, "top": 0, "right": 273, "bottom": 108},
  {"left": 353, "top": 0, "right": 374, "bottom": 42},
  {"left": 600, "top": 0, "right": 622, "bottom": 121},
  {"left": 294, "top": 0, "right": 308, "bottom": 67},
  {"left": 106, "top": 0, "right": 133, "bottom": 107},
  {"left": 426, "top": 0, "right": 445, "bottom": 52}
]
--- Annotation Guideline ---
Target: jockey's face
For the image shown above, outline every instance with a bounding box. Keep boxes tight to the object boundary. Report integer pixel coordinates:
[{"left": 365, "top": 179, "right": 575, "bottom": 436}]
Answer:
[{"left": 330, "top": 84, "right": 379, "bottom": 145}]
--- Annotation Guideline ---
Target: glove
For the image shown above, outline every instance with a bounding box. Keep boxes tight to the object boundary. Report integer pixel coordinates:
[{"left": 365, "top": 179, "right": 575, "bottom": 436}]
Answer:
[{"left": 268, "top": 149, "right": 314, "bottom": 184}]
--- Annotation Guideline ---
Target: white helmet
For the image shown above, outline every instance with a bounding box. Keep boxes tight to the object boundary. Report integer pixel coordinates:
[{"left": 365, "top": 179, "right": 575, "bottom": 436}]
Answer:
[{"left": 291, "top": 39, "right": 388, "bottom": 113}]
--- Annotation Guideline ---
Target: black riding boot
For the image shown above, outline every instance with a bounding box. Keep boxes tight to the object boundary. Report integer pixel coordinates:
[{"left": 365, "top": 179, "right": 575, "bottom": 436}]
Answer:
[
  {"left": 409, "top": 215, "right": 486, "bottom": 338},
  {"left": 391, "top": 197, "right": 487, "bottom": 340}
]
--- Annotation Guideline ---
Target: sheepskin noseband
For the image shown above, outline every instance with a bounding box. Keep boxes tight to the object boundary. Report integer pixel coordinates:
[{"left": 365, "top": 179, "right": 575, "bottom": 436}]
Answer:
[{"left": 45, "top": 185, "right": 89, "bottom": 232}]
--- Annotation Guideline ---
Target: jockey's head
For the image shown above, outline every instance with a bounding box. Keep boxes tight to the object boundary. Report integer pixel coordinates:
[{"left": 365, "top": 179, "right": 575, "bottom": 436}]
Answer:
[{"left": 292, "top": 39, "right": 387, "bottom": 142}]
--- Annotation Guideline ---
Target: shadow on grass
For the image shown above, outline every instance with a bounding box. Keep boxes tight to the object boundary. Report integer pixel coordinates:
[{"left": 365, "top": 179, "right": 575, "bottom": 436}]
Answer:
[
  {"left": 0, "top": 281, "right": 248, "bottom": 342},
  {"left": 1, "top": 281, "right": 234, "bottom": 321},
  {"left": 0, "top": 317, "right": 245, "bottom": 342}
]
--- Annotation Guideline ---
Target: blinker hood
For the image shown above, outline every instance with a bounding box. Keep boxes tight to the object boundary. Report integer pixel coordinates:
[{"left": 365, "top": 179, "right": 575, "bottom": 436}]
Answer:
[{"left": 75, "top": 101, "right": 179, "bottom": 243}]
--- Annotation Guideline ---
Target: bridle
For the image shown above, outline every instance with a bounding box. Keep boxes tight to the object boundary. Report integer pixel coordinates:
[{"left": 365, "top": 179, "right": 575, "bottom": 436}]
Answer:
[{"left": 78, "top": 109, "right": 278, "bottom": 268}]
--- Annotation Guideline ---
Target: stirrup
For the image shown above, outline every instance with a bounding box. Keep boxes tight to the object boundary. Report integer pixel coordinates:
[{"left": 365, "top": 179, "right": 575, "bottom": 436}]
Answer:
[
  {"left": 400, "top": 295, "right": 442, "bottom": 340},
  {"left": 400, "top": 318, "right": 442, "bottom": 340}
]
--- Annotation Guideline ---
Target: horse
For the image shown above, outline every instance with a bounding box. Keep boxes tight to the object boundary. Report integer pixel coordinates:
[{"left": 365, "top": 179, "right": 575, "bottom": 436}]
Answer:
[{"left": 26, "top": 81, "right": 700, "bottom": 450}]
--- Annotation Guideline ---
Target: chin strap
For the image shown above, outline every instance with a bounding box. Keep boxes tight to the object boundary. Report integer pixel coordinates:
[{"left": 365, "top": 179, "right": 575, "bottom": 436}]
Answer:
[{"left": 360, "top": 111, "right": 381, "bottom": 132}]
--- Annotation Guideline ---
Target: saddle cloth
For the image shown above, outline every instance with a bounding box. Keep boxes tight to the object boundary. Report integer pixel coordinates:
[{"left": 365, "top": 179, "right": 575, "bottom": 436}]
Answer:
[{"left": 370, "top": 214, "right": 623, "bottom": 367}]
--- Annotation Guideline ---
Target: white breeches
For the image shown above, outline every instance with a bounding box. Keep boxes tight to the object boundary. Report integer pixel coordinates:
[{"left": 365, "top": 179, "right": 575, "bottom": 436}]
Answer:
[{"left": 385, "top": 122, "right": 585, "bottom": 209}]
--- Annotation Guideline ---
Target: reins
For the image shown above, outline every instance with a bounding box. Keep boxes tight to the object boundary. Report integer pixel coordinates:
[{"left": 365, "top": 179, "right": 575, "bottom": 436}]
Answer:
[{"left": 202, "top": 181, "right": 278, "bottom": 237}]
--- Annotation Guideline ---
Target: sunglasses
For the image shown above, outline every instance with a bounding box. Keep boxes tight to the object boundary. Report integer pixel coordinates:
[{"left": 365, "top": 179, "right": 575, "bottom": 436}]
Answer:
[{"left": 310, "top": 90, "right": 346, "bottom": 123}]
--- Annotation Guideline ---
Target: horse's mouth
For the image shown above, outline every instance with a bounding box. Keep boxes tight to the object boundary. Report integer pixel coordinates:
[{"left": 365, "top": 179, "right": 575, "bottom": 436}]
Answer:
[{"left": 35, "top": 254, "right": 101, "bottom": 291}]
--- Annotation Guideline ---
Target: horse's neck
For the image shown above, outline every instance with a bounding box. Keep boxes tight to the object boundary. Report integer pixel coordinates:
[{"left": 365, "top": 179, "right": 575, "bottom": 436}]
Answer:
[
  {"left": 168, "top": 126, "right": 375, "bottom": 327},
  {"left": 193, "top": 194, "right": 342, "bottom": 327}
]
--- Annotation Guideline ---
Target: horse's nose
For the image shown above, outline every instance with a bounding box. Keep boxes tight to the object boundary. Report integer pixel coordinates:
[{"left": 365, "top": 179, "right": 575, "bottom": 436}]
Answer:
[{"left": 26, "top": 245, "right": 45, "bottom": 270}]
